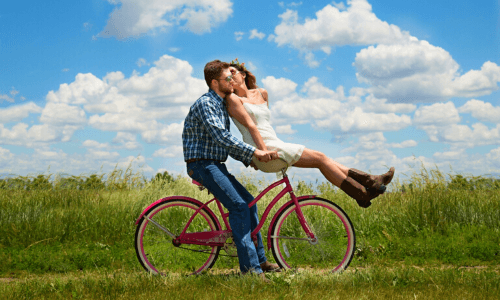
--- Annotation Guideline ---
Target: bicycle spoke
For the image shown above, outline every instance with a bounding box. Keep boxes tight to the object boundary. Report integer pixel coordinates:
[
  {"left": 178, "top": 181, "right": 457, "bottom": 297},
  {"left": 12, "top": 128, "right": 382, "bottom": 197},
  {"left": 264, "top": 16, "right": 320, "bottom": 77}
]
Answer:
[
  {"left": 271, "top": 198, "right": 355, "bottom": 273},
  {"left": 135, "top": 199, "right": 221, "bottom": 275}
]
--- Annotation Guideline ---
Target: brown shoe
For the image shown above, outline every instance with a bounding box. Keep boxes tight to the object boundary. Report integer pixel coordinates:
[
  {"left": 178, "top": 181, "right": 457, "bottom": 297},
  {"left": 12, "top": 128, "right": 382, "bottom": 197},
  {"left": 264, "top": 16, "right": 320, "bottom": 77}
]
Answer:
[
  {"left": 348, "top": 167, "right": 395, "bottom": 192},
  {"left": 260, "top": 261, "right": 281, "bottom": 273},
  {"left": 382, "top": 167, "right": 395, "bottom": 185},
  {"left": 340, "top": 177, "right": 379, "bottom": 208}
]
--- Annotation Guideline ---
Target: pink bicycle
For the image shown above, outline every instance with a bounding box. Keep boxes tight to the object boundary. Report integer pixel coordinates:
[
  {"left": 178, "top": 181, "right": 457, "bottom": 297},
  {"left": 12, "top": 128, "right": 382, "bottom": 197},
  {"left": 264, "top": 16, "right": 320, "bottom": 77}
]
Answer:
[{"left": 135, "top": 169, "right": 356, "bottom": 275}]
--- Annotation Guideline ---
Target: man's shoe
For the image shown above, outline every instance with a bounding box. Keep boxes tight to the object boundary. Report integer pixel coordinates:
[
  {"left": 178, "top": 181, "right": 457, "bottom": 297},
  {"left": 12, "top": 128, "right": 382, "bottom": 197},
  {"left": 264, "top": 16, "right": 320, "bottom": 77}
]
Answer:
[{"left": 260, "top": 261, "right": 281, "bottom": 273}]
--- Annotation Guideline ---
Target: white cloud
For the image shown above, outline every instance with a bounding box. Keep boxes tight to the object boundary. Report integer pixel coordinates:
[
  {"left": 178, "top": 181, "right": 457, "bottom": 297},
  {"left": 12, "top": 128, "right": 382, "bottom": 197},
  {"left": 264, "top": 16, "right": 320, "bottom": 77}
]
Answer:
[
  {"left": 83, "top": 140, "right": 109, "bottom": 149},
  {"left": 249, "top": 29, "right": 265, "bottom": 40},
  {"left": 141, "top": 122, "right": 184, "bottom": 144},
  {"left": 262, "top": 76, "right": 411, "bottom": 134},
  {"left": 354, "top": 41, "right": 500, "bottom": 102},
  {"left": 413, "top": 102, "right": 460, "bottom": 126},
  {"left": 275, "top": 125, "right": 297, "bottom": 134},
  {"left": 0, "top": 102, "right": 43, "bottom": 124},
  {"left": 235, "top": 31, "right": 244, "bottom": 41},
  {"left": 0, "top": 123, "right": 60, "bottom": 147},
  {"left": 273, "top": 1, "right": 410, "bottom": 50},
  {"left": 99, "top": 0, "right": 233, "bottom": 39},
  {"left": 152, "top": 145, "right": 183, "bottom": 158},
  {"left": 40, "top": 103, "right": 87, "bottom": 126},
  {"left": 458, "top": 99, "right": 500, "bottom": 123},
  {"left": 362, "top": 94, "right": 416, "bottom": 114},
  {"left": 10, "top": 88, "right": 19, "bottom": 97},
  {"left": 389, "top": 140, "right": 417, "bottom": 148},
  {"left": 47, "top": 55, "right": 203, "bottom": 137},
  {"left": 332, "top": 2, "right": 346, "bottom": 10},
  {"left": 0, "top": 94, "right": 15, "bottom": 103},
  {"left": 245, "top": 61, "right": 257, "bottom": 71},
  {"left": 136, "top": 58, "right": 149, "bottom": 67},
  {"left": 418, "top": 122, "right": 500, "bottom": 147}
]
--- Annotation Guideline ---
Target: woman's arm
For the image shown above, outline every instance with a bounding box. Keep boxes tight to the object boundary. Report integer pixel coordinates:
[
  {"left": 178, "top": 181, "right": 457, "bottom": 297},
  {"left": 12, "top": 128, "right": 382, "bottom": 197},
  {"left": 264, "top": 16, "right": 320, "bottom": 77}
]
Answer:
[{"left": 226, "top": 94, "right": 268, "bottom": 151}]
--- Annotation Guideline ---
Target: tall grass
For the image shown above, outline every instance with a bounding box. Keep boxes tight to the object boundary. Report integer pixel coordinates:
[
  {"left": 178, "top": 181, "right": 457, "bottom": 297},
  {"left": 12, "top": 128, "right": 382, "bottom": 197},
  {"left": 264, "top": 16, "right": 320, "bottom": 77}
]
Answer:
[{"left": 1, "top": 164, "right": 499, "bottom": 276}]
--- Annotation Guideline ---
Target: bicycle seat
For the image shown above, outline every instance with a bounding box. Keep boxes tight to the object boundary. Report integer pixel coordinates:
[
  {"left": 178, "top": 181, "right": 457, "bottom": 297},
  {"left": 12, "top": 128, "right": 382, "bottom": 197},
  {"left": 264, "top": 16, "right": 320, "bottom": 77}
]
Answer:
[{"left": 252, "top": 157, "right": 288, "bottom": 173}]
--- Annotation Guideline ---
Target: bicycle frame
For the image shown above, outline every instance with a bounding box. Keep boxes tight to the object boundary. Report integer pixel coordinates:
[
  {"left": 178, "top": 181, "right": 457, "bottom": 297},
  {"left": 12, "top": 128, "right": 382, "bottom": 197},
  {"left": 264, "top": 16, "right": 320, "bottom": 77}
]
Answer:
[{"left": 136, "top": 171, "right": 318, "bottom": 250}]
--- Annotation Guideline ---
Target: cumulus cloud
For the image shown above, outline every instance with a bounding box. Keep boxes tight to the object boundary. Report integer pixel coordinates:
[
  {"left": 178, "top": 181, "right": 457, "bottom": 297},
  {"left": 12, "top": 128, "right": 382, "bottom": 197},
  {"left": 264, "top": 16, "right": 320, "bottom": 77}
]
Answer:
[
  {"left": 47, "top": 55, "right": 203, "bottom": 141},
  {"left": 272, "top": 0, "right": 410, "bottom": 50},
  {"left": 354, "top": 41, "right": 500, "bottom": 102},
  {"left": 413, "top": 102, "right": 500, "bottom": 147},
  {"left": 413, "top": 102, "right": 460, "bottom": 126},
  {"left": 0, "top": 102, "right": 43, "bottom": 124},
  {"left": 262, "top": 75, "right": 411, "bottom": 134},
  {"left": 458, "top": 99, "right": 500, "bottom": 123},
  {"left": 99, "top": 0, "right": 233, "bottom": 39},
  {"left": 0, "top": 123, "right": 60, "bottom": 147},
  {"left": 40, "top": 103, "right": 87, "bottom": 126}
]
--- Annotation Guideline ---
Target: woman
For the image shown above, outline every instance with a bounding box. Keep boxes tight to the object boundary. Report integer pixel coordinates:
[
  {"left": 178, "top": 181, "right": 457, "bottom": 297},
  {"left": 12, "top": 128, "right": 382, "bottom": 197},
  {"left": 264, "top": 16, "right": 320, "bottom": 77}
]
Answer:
[{"left": 225, "top": 59, "right": 395, "bottom": 208}]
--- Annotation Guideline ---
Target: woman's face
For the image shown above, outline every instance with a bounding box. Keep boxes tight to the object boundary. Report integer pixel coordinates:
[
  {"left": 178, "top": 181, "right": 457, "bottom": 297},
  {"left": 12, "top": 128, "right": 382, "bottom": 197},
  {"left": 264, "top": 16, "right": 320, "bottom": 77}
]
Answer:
[{"left": 229, "top": 66, "right": 245, "bottom": 86}]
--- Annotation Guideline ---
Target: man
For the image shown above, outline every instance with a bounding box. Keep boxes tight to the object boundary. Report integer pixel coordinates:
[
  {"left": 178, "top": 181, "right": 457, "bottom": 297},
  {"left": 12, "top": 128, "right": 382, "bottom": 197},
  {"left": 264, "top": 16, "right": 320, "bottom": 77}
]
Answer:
[{"left": 182, "top": 60, "right": 280, "bottom": 279}]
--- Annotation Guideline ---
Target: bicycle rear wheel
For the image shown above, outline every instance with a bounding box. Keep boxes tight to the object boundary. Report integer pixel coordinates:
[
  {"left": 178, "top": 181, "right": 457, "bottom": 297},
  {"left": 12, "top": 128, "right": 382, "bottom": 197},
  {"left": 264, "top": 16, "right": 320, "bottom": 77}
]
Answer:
[
  {"left": 135, "top": 198, "right": 221, "bottom": 275},
  {"left": 270, "top": 197, "right": 355, "bottom": 273}
]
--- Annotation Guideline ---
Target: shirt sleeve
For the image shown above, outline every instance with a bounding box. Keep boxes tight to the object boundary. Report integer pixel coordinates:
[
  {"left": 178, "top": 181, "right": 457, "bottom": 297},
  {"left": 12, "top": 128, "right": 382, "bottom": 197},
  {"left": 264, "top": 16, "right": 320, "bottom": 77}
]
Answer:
[{"left": 193, "top": 97, "right": 255, "bottom": 165}]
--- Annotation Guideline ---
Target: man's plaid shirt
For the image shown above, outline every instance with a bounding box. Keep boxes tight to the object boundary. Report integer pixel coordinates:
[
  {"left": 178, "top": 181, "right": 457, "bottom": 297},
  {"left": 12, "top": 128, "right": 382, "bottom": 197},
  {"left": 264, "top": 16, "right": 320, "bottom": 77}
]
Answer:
[{"left": 182, "top": 89, "right": 255, "bottom": 165}]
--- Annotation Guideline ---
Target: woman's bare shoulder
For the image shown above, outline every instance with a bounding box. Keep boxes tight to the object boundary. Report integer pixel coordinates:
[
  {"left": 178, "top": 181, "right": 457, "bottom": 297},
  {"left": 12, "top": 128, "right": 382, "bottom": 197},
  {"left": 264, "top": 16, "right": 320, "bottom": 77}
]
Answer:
[
  {"left": 257, "top": 88, "right": 268, "bottom": 102},
  {"left": 226, "top": 93, "right": 244, "bottom": 105}
]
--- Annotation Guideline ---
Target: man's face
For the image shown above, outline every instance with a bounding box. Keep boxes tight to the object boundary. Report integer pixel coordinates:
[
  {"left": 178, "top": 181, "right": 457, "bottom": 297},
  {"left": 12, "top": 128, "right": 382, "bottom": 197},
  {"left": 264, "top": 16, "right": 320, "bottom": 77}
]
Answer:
[{"left": 217, "top": 69, "right": 234, "bottom": 96}]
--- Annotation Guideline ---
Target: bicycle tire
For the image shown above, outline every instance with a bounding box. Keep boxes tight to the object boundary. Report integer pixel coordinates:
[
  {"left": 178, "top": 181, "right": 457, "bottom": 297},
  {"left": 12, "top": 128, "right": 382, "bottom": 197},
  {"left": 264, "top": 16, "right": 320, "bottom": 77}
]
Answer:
[
  {"left": 135, "top": 198, "right": 221, "bottom": 275},
  {"left": 270, "top": 197, "right": 355, "bottom": 273}
]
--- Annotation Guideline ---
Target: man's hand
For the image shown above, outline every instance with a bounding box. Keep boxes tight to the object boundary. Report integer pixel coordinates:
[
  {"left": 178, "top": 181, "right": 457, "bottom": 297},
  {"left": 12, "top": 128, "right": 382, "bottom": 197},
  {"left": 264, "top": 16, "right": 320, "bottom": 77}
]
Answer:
[{"left": 253, "top": 149, "right": 279, "bottom": 163}]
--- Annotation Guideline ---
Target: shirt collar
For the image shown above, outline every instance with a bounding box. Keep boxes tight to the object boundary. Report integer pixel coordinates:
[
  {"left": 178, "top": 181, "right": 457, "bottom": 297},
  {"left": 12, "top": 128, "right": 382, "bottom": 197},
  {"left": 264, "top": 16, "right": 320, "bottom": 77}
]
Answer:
[{"left": 208, "top": 89, "right": 226, "bottom": 104}]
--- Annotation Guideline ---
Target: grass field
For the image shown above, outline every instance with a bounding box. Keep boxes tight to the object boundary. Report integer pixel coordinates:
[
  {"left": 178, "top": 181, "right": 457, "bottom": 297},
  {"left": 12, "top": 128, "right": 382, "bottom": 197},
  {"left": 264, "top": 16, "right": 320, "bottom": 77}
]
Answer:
[{"left": 1, "top": 166, "right": 499, "bottom": 299}]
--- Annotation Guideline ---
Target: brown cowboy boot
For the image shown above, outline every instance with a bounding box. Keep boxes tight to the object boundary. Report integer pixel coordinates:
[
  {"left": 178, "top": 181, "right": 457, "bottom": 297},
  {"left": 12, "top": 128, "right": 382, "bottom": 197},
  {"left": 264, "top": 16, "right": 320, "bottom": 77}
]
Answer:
[
  {"left": 340, "top": 176, "right": 380, "bottom": 208},
  {"left": 348, "top": 167, "right": 395, "bottom": 192},
  {"left": 260, "top": 261, "right": 281, "bottom": 273}
]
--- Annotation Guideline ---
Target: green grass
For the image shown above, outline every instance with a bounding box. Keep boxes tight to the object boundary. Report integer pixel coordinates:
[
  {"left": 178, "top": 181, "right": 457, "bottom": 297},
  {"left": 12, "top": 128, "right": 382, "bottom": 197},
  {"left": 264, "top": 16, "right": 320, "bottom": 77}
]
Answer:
[
  {"left": 1, "top": 266, "right": 499, "bottom": 299},
  {"left": 1, "top": 165, "right": 500, "bottom": 298}
]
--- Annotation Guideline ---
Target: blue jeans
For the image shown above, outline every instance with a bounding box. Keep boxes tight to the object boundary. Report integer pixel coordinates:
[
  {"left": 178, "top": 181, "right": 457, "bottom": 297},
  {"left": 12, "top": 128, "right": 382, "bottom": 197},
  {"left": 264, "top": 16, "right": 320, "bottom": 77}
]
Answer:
[{"left": 187, "top": 160, "right": 266, "bottom": 274}]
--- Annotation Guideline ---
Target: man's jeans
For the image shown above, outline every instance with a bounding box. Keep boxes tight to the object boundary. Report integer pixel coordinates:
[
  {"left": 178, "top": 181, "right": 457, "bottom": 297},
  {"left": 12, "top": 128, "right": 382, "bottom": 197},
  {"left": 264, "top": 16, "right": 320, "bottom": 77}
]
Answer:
[{"left": 187, "top": 160, "right": 266, "bottom": 274}]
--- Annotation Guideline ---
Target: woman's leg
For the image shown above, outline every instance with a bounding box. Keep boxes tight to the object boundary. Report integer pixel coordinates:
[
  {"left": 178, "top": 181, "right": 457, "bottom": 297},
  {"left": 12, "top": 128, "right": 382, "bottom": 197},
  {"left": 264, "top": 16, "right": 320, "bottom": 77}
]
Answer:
[
  {"left": 293, "top": 148, "right": 348, "bottom": 187},
  {"left": 293, "top": 148, "right": 380, "bottom": 208}
]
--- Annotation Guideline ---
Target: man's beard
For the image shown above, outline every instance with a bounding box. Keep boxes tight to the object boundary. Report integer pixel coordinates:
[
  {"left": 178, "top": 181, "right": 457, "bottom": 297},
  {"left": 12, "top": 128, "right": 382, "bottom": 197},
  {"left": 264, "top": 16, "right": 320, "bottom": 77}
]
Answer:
[{"left": 219, "top": 85, "right": 234, "bottom": 97}]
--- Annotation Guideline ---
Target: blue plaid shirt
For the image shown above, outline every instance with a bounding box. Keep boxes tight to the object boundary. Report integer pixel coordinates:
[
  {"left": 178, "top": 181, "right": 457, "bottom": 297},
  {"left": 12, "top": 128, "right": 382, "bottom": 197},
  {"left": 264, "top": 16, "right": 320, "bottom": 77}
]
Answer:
[{"left": 182, "top": 89, "right": 255, "bottom": 165}]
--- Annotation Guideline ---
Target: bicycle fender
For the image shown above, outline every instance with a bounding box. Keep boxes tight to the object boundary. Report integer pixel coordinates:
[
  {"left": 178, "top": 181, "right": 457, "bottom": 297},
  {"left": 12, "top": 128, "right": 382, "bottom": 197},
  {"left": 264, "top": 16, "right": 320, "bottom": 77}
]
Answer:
[
  {"left": 266, "top": 195, "right": 316, "bottom": 250},
  {"left": 135, "top": 196, "right": 220, "bottom": 228}
]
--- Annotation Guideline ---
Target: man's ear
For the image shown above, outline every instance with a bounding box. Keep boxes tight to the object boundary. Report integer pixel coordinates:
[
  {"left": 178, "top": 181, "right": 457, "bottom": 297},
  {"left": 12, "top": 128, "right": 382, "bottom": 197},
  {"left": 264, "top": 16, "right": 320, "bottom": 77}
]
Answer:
[{"left": 211, "top": 79, "right": 218, "bottom": 90}]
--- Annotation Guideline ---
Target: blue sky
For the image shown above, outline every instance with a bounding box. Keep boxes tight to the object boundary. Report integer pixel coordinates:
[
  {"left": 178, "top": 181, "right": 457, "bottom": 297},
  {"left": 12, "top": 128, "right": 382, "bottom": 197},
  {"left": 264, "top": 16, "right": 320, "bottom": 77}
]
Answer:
[{"left": 1, "top": 0, "right": 499, "bottom": 182}]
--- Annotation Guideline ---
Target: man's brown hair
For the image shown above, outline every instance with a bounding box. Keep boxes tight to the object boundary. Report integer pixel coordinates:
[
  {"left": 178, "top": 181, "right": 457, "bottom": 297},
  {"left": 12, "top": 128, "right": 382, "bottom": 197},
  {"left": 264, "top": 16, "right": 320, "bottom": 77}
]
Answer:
[{"left": 204, "top": 60, "right": 230, "bottom": 88}]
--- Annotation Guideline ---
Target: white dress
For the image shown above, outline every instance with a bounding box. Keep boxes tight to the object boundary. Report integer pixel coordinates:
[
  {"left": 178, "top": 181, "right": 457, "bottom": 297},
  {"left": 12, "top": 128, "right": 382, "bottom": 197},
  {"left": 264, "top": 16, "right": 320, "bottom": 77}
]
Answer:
[{"left": 232, "top": 102, "right": 305, "bottom": 173}]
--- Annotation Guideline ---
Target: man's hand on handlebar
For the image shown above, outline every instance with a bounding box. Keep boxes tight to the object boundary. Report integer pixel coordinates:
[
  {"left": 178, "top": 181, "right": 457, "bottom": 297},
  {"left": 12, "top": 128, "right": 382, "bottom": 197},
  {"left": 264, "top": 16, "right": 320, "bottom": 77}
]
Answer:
[{"left": 253, "top": 149, "right": 279, "bottom": 163}]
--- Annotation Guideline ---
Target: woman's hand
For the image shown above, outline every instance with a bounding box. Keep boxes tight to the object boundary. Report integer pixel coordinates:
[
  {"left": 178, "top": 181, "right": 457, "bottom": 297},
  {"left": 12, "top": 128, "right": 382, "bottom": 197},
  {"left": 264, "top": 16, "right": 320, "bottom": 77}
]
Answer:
[{"left": 253, "top": 149, "right": 279, "bottom": 162}]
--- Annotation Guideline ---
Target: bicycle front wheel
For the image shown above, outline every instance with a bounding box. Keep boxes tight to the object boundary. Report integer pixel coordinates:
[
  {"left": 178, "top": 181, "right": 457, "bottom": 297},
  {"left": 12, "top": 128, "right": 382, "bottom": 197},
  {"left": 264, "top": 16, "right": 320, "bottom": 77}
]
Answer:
[
  {"left": 270, "top": 197, "right": 355, "bottom": 273},
  {"left": 135, "top": 198, "right": 221, "bottom": 275}
]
